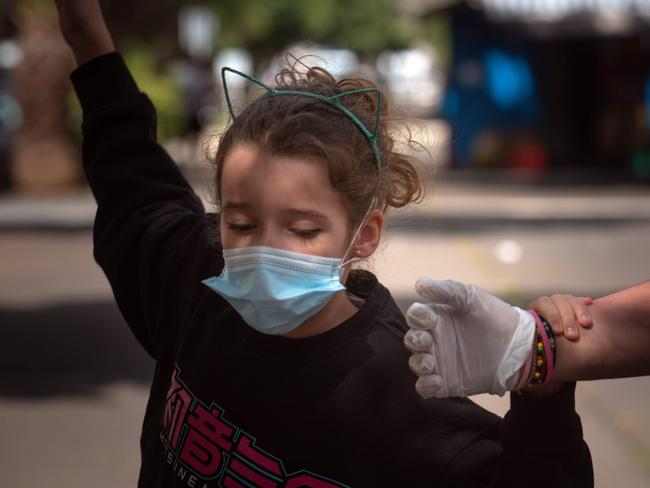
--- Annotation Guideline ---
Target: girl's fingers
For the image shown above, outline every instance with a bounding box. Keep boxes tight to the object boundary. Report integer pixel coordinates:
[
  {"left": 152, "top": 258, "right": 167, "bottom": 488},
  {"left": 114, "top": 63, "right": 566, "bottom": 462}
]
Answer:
[
  {"left": 529, "top": 296, "right": 562, "bottom": 336},
  {"left": 531, "top": 293, "right": 593, "bottom": 341},
  {"left": 550, "top": 294, "right": 581, "bottom": 340},
  {"left": 571, "top": 297, "right": 593, "bottom": 328}
]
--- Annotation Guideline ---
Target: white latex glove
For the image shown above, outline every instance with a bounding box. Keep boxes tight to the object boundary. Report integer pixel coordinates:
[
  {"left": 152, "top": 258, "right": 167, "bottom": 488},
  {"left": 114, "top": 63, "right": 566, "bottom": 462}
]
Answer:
[{"left": 404, "top": 278, "right": 536, "bottom": 399}]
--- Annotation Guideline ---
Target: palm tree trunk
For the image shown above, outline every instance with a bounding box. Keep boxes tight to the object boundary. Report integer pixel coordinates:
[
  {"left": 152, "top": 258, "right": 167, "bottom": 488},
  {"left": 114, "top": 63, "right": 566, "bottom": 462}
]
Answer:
[{"left": 10, "top": 3, "right": 80, "bottom": 193}]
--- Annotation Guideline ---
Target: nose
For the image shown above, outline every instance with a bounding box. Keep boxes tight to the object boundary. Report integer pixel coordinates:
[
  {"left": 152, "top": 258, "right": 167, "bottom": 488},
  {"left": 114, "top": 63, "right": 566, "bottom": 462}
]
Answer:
[{"left": 251, "top": 225, "right": 281, "bottom": 249}]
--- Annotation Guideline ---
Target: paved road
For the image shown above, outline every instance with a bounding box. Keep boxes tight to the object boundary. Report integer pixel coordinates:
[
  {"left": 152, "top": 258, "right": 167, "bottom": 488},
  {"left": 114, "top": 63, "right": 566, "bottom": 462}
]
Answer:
[{"left": 1, "top": 184, "right": 650, "bottom": 487}]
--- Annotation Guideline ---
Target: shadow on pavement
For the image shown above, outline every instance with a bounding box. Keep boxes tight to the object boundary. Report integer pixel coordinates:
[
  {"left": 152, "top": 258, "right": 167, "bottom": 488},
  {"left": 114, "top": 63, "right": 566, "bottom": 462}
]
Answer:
[
  {"left": 1, "top": 291, "right": 614, "bottom": 399},
  {"left": 0, "top": 300, "right": 154, "bottom": 399}
]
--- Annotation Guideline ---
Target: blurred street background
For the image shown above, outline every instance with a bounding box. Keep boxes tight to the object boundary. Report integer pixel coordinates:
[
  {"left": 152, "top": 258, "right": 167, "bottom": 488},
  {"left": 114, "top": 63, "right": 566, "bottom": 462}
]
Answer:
[{"left": 1, "top": 0, "right": 650, "bottom": 486}]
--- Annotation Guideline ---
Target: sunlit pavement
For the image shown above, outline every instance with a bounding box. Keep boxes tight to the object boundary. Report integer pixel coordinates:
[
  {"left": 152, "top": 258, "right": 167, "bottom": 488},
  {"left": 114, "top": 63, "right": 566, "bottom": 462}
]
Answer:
[{"left": 1, "top": 180, "right": 650, "bottom": 487}]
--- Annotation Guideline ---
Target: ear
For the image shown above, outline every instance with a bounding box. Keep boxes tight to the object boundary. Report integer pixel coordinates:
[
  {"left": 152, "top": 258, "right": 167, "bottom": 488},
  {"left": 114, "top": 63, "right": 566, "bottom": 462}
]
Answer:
[{"left": 353, "top": 209, "right": 384, "bottom": 258}]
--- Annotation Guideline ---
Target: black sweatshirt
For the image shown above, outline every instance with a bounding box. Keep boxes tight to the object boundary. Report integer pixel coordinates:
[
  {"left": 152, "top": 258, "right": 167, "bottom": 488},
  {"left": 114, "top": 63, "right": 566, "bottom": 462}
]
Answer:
[{"left": 70, "top": 52, "right": 593, "bottom": 488}]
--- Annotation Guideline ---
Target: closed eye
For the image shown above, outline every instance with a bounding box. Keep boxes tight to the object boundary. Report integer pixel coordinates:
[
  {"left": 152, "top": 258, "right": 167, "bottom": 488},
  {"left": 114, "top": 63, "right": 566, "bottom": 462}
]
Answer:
[
  {"left": 292, "top": 228, "right": 321, "bottom": 239},
  {"left": 227, "top": 223, "right": 256, "bottom": 233}
]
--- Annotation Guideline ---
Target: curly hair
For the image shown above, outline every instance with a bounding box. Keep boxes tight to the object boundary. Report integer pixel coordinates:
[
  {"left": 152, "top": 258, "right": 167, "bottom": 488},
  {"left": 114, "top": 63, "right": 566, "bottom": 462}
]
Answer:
[{"left": 207, "top": 55, "right": 426, "bottom": 229}]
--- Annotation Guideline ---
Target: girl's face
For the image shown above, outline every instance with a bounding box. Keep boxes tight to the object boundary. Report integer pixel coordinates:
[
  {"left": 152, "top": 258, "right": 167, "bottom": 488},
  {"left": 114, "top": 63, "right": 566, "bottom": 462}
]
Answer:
[{"left": 220, "top": 144, "right": 363, "bottom": 259}]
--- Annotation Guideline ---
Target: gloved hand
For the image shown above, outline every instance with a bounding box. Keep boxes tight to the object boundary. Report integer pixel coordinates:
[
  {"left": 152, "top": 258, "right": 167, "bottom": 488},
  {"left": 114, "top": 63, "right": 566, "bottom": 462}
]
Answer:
[{"left": 404, "top": 278, "right": 536, "bottom": 399}]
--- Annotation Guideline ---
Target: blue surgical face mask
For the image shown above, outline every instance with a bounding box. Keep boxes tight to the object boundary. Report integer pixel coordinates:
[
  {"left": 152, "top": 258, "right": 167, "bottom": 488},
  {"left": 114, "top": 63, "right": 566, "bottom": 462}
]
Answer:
[{"left": 201, "top": 198, "right": 376, "bottom": 335}]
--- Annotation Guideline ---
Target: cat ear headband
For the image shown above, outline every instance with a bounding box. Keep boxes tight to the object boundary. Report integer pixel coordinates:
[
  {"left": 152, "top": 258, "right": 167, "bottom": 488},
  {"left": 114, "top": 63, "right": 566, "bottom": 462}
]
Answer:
[{"left": 221, "top": 66, "right": 383, "bottom": 174}]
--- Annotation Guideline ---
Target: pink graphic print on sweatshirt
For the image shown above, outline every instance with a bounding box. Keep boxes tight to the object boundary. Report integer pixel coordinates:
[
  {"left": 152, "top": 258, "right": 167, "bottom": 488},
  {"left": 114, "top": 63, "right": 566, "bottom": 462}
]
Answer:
[{"left": 161, "top": 366, "right": 349, "bottom": 488}]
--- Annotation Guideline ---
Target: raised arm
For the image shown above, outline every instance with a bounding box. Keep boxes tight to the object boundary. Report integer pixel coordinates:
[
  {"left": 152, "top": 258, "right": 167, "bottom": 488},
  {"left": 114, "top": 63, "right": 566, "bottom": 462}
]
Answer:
[
  {"left": 56, "top": 0, "right": 215, "bottom": 358},
  {"left": 54, "top": 0, "right": 115, "bottom": 66}
]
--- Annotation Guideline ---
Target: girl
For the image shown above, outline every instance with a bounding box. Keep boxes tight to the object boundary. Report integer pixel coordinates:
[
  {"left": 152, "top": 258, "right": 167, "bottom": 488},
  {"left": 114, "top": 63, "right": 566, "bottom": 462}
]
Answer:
[{"left": 55, "top": 0, "right": 592, "bottom": 486}]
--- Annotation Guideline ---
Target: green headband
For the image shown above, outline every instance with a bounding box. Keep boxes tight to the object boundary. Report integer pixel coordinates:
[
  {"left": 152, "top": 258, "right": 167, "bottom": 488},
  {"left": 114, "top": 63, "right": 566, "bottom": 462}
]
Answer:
[{"left": 221, "top": 67, "right": 383, "bottom": 174}]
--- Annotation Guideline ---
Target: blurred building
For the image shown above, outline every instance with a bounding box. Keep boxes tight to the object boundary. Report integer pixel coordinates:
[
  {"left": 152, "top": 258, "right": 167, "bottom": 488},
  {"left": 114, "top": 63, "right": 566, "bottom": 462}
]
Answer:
[
  {"left": 404, "top": 0, "right": 650, "bottom": 181},
  {"left": 0, "top": 11, "right": 18, "bottom": 192}
]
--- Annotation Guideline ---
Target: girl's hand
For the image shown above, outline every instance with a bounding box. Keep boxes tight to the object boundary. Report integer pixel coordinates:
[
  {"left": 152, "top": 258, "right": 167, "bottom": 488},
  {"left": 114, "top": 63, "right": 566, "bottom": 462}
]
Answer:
[
  {"left": 529, "top": 294, "right": 593, "bottom": 341},
  {"left": 54, "top": 0, "right": 115, "bottom": 65}
]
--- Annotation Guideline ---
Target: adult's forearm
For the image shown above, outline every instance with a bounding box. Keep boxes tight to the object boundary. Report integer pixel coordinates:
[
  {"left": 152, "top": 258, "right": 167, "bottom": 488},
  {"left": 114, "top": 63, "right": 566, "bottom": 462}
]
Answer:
[{"left": 553, "top": 281, "right": 650, "bottom": 381}]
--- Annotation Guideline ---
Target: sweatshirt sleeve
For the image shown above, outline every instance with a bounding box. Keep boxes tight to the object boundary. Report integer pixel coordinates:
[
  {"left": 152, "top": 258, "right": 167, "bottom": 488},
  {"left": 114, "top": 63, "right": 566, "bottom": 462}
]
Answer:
[
  {"left": 442, "top": 382, "right": 594, "bottom": 487},
  {"left": 70, "top": 51, "right": 212, "bottom": 359}
]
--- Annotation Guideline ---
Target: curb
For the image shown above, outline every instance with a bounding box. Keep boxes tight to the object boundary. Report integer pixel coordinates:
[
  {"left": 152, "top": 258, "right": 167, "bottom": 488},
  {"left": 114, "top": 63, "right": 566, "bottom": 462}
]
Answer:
[{"left": 1, "top": 185, "right": 650, "bottom": 231}]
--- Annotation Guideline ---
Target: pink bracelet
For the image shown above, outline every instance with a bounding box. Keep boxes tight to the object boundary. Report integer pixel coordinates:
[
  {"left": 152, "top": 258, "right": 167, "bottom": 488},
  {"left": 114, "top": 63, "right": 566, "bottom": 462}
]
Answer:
[{"left": 528, "top": 310, "right": 555, "bottom": 384}]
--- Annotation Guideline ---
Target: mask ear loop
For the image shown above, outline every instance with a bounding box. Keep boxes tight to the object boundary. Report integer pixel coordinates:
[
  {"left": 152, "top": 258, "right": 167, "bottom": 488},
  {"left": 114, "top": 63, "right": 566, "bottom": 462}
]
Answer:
[{"left": 339, "top": 196, "right": 379, "bottom": 269}]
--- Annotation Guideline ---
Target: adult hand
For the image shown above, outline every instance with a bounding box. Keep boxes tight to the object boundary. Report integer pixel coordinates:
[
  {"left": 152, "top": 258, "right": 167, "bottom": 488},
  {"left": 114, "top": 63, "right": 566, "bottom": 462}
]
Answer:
[
  {"left": 404, "top": 278, "right": 536, "bottom": 399},
  {"left": 54, "top": 0, "right": 115, "bottom": 65}
]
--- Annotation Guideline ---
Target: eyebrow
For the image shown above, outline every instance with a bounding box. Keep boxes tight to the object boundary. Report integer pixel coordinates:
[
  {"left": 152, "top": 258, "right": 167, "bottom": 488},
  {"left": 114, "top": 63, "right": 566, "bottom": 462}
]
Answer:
[
  {"left": 221, "top": 202, "right": 329, "bottom": 221},
  {"left": 284, "top": 208, "right": 329, "bottom": 221},
  {"left": 221, "top": 201, "right": 252, "bottom": 210}
]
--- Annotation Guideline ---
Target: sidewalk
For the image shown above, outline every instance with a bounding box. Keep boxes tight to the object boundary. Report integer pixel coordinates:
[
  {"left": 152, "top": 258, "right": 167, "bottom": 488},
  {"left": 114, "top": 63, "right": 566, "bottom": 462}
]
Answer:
[
  {"left": 0, "top": 189, "right": 97, "bottom": 231},
  {"left": 1, "top": 177, "right": 650, "bottom": 231}
]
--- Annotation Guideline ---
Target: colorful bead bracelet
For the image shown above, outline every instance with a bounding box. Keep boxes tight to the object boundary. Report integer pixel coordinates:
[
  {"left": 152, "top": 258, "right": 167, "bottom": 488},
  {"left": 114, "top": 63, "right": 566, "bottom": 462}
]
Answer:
[{"left": 514, "top": 311, "right": 557, "bottom": 391}]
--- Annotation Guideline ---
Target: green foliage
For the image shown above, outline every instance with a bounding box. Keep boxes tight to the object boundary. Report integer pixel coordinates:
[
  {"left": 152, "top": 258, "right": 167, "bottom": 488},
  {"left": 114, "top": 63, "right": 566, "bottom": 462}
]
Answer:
[
  {"left": 16, "top": 0, "right": 430, "bottom": 62},
  {"left": 212, "top": 0, "right": 415, "bottom": 60},
  {"left": 419, "top": 14, "right": 452, "bottom": 70},
  {"left": 122, "top": 43, "right": 185, "bottom": 141},
  {"left": 13, "top": 0, "right": 52, "bottom": 9}
]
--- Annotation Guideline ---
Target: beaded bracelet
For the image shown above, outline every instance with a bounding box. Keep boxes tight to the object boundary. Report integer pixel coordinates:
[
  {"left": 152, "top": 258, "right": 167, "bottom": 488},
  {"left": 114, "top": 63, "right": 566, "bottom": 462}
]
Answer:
[
  {"left": 539, "top": 314, "right": 557, "bottom": 367},
  {"left": 526, "top": 310, "right": 556, "bottom": 386},
  {"left": 530, "top": 324, "right": 549, "bottom": 385}
]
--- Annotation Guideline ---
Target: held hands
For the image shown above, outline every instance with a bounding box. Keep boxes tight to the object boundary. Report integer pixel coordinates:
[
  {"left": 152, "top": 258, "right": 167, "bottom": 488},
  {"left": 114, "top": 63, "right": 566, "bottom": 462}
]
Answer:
[
  {"left": 54, "top": 0, "right": 114, "bottom": 65},
  {"left": 404, "top": 278, "right": 593, "bottom": 399}
]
